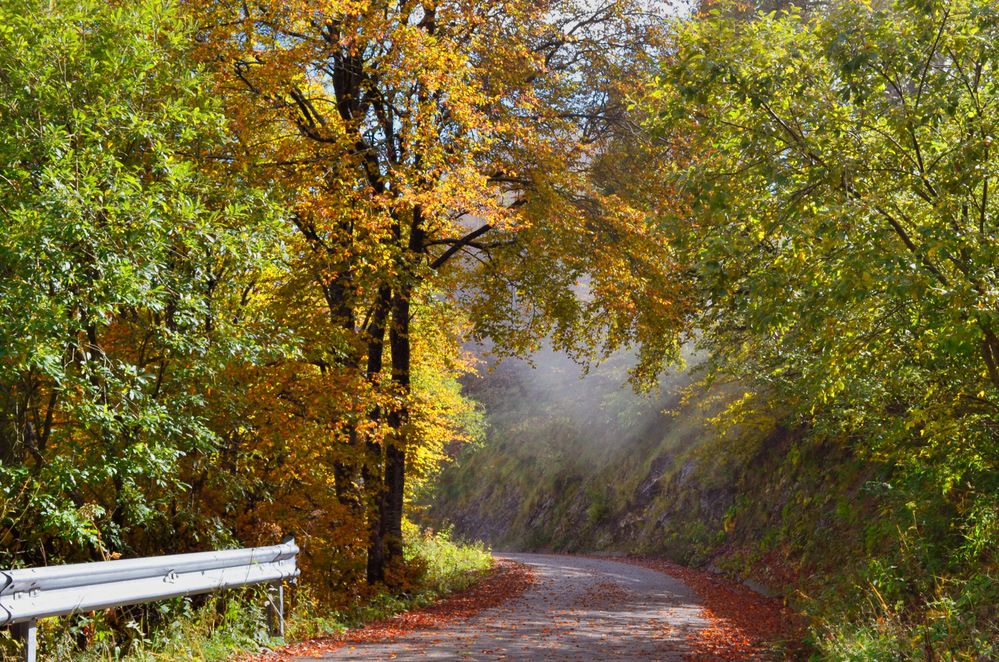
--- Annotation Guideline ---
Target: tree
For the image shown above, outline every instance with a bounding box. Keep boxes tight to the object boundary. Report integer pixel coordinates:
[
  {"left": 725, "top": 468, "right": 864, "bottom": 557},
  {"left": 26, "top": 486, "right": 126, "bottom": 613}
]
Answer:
[
  {"left": 195, "top": 0, "right": 691, "bottom": 582},
  {"left": 0, "top": 0, "right": 282, "bottom": 562},
  {"left": 646, "top": 0, "right": 998, "bottom": 583}
]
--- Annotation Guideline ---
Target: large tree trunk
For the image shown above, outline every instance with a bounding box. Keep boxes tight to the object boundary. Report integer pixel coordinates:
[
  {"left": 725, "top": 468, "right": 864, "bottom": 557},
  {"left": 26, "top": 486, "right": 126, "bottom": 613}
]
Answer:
[
  {"left": 380, "top": 286, "right": 410, "bottom": 579},
  {"left": 364, "top": 286, "right": 391, "bottom": 584},
  {"left": 369, "top": 204, "right": 422, "bottom": 584},
  {"left": 366, "top": 286, "right": 410, "bottom": 584}
]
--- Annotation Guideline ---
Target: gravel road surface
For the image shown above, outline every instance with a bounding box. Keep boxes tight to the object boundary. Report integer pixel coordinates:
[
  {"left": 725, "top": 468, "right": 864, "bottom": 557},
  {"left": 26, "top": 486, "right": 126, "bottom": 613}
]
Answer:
[{"left": 306, "top": 552, "right": 711, "bottom": 661}]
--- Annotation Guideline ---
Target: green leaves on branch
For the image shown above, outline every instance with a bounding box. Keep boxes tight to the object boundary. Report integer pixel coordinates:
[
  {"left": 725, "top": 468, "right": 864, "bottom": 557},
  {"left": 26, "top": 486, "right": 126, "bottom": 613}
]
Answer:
[
  {"left": 649, "top": 0, "right": 999, "bottom": 478},
  {"left": 0, "top": 0, "right": 283, "bottom": 562},
  {"left": 645, "top": 3, "right": 998, "bottom": 652}
]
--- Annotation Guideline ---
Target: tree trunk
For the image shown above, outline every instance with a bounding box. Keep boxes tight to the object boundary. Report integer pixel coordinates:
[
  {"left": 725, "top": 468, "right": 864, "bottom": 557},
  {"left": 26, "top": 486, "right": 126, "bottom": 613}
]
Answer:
[
  {"left": 381, "top": 286, "right": 410, "bottom": 578},
  {"left": 322, "top": 278, "right": 365, "bottom": 512},
  {"left": 368, "top": 203, "right": 422, "bottom": 584},
  {"left": 364, "top": 286, "right": 392, "bottom": 584},
  {"left": 379, "top": 208, "right": 424, "bottom": 581}
]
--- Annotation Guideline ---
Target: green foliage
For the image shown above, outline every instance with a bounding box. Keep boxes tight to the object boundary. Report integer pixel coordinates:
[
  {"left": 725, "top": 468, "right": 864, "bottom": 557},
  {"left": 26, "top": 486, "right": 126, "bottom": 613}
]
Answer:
[
  {"left": 636, "top": 0, "right": 999, "bottom": 656},
  {"left": 0, "top": 0, "right": 283, "bottom": 561},
  {"left": 586, "top": 487, "right": 613, "bottom": 524},
  {"left": 649, "top": 0, "right": 999, "bottom": 489},
  {"left": 403, "top": 522, "right": 493, "bottom": 595},
  {"left": 0, "top": 591, "right": 272, "bottom": 662}
]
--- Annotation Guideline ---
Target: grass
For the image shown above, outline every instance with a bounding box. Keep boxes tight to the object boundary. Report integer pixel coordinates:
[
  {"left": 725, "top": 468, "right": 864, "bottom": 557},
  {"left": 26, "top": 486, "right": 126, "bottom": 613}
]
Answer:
[
  {"left": 0, "top": 526, "right": 493, "bottom": 662},
  {"left": 402, "top": 521, "right": 492, "bottom": 594}
]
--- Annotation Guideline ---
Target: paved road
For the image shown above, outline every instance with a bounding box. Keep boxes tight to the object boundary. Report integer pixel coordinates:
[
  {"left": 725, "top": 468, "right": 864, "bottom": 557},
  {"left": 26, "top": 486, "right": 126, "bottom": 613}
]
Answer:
[{"left": 308, "top": 553, "right": 711, "bottom": 661}]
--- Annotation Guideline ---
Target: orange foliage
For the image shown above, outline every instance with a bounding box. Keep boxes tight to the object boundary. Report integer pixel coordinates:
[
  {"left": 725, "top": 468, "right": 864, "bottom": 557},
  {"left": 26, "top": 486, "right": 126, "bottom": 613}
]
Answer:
[{"left": 183, "top": 0, "right": 693, "bottom": 592}]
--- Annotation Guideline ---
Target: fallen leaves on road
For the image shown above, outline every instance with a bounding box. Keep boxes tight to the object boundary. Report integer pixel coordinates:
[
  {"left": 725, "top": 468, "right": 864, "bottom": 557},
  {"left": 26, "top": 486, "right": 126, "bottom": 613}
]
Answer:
[
  {"left": 576, "top": 580, "right": 632, "bottom": 608},
  {"left": 244, "top": 560, "right": 535, "bottom": 660},
  {"left": 616, "top": 557, "right": 807, "bottom": 661}
]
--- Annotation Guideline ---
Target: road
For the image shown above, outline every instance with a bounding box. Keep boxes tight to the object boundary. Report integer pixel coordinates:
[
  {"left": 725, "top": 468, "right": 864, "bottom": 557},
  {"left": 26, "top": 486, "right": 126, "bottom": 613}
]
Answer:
[{"left": 307, "top": 553, "right": 712, "bottom": 661}]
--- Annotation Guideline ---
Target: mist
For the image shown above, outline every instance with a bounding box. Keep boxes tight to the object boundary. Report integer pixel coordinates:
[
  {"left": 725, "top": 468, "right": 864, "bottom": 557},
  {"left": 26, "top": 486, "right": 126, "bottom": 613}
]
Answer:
[{"left": 460, "top": 342, "right": 702, "bottom": 455}]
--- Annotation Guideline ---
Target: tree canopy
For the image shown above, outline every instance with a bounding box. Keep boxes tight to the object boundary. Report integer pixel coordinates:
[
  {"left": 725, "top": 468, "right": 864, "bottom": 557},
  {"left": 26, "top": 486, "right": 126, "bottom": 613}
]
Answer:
[
  {"left": 645, "top": 0, "right": 998, "bottom": 648},
  {"left": 0, "top": 0, "right": 283, "bottom": 559},
  {"left": 192, "top": 0, "right": 691, "bottom": 581},
  {"left": 2, "top": 0, "right": 997, "bottom": 657},
  {"left": 650, "top": 0, "right": 999, "bottom": 481}
]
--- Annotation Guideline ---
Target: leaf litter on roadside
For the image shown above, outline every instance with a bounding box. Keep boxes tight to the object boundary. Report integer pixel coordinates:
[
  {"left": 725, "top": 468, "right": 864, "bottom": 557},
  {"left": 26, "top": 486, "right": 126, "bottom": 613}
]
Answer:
[{"left": 243, "top": 560, "right": 535, "bottom": 661}]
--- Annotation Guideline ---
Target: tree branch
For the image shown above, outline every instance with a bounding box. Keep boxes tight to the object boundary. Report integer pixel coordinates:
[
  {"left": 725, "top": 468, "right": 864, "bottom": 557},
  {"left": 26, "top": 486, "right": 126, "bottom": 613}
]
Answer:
[{"left": 430, "top": 224, "right": 494, "bottom": 269}]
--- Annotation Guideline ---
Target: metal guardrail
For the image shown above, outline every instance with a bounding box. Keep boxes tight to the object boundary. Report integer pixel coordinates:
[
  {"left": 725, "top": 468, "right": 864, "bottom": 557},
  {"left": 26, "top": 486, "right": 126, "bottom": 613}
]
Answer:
[{"left": 1, "top": 538, "right": 299, "bottom": 662}]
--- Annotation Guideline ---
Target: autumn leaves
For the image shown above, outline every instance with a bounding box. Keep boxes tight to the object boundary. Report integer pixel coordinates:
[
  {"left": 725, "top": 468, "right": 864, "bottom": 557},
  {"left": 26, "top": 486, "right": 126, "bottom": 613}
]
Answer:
[{"left": 166, "top": 0, "right": 687, "bottom": 589}]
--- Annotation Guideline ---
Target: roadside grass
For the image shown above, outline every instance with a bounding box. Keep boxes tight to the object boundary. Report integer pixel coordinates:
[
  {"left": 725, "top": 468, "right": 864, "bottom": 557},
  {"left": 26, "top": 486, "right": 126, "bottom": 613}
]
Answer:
[
  {"left": 0, "top": 526, "right": 492, "bottom": 662},
  {"left": 812, "top": 571, "right": 998, "bottom": 662},
  {"left": 403, "top": 521, "right": 492, "bottom": 594}
]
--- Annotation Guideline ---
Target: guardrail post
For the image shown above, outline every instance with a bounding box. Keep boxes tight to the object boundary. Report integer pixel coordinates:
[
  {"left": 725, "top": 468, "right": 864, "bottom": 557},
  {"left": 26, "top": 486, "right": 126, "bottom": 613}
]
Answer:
[
  {"left": 14, "top": 619, "right": 37, "bottom": 662},
  {"left": 267, "top": 581, "right": 284, "bottom": 638}
]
